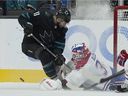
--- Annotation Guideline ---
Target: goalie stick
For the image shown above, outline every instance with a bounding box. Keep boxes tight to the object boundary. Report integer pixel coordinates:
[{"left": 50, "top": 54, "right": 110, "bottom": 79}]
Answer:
[{"left": 84, "top": 69, "right": 125, "bottom": 90}]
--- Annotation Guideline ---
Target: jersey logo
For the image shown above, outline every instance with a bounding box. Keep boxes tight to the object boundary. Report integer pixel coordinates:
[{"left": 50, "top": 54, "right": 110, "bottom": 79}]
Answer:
[{"left": 39, "top": 30, "right": 54, "bottom": 44}]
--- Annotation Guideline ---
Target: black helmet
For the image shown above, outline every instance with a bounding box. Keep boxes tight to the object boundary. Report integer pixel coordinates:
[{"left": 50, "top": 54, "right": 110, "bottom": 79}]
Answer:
[{"left": 56, "top": 8, "right": 71, "bottom": 23}]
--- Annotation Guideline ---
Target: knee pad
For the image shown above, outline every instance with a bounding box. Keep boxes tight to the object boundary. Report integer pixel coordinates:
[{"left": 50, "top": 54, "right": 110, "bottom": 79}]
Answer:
[
  {"left": 22, "top": 43, "right": 44, "bottom": 59},
  {"left": 43, "top": 61, "right": 57, "bottom": 79},
  {"left": 34, "top": 47, "right": 44, "bottom": 59},
  {"left": 22, "top": 44, "right": 35, "bottom": 58},
  {"left": 39, "top": 50, "right": 54, "bottom": 64}
]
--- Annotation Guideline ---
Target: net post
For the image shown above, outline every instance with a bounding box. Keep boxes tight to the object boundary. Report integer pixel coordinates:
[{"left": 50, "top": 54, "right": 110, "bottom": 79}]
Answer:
[{"left": 113, "top": 5, "right": 128, "bottom": 73}]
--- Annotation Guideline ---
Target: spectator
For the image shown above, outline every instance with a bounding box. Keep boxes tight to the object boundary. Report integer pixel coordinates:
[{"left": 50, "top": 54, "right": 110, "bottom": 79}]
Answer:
[
  {"left": 0, "top": 0, "right": 7, "bottom": 15},
  {"left": 37, "top": 0, "right": 56, "bottom": 11},
  {"left": 6, "top": 0, "right": 37, "bottom": 10}
]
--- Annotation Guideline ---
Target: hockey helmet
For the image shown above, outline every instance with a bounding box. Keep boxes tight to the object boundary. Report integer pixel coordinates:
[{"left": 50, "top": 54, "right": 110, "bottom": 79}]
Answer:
[
  {"left": 71, "top": 43, "right": 91, "bottom": 69},
  {"left": 56, "top": 8, "right": 71, "bottom": 23},
  {"left": 71, "top": 43, "right": 89, "bottom": 60}
]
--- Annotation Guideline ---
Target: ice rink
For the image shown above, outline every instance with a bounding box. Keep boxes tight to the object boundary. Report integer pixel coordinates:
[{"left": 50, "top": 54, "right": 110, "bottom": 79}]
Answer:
[
  {"left": 0, "top": 83, "right": 127, "bottom": 96},
  {"left": 0, "top": 0, "right": 128, "bottom": 96},
  {"left": 0, "top": 89, "right": 128, "bottom": 96}
]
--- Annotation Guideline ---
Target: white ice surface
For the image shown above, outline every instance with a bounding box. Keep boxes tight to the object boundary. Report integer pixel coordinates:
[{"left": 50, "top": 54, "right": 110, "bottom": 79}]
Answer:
[
  {"left": 0, "top": 89, "right": 128, "bottom": 96},
  {"left": 0, "top": 83, "right": 128, "bottom": 96}
]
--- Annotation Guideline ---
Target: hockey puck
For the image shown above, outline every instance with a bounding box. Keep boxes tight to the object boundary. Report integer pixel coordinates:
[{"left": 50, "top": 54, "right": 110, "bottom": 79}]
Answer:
[{"left": 20, "top": 77, "right": 24, "bottom": 82}]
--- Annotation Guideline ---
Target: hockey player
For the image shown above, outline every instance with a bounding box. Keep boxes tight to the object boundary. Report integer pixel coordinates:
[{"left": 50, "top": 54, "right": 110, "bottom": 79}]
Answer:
[
  {"left": 61, "top": 43, "right": 128, "bottom": 91},
  {"left": 61, "top": 42, "right": 113, "bottom": 90},
  {"left": 18, "top": 7, "right": 71, "bottom": 83}
]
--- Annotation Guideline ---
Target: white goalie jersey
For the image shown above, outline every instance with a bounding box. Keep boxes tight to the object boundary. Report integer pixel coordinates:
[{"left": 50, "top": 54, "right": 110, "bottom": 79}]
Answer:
[{"left": 63, "top": 43, "right": 112, "bottom": 90}]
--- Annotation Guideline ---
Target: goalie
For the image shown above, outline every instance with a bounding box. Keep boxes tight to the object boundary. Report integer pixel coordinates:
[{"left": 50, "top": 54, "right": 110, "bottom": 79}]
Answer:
[
  {"left": 40, "top": 42, "right": 128, "bottom": 92},
  {"left": 61, "top": 42, "right": 112, "bottom": 90}
]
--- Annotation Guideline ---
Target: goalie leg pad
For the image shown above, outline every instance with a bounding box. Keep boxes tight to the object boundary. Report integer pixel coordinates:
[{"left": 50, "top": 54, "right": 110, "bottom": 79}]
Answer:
[
  {"left": 40, "top": 78, "right": 62, "bottom": 90},
  {"left": 65, "top": 70, "right": 87, "bottom": 89}
]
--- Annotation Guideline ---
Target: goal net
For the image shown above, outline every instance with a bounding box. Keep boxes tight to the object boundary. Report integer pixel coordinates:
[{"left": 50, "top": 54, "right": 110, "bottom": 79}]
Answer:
[{"left": 114, "top": 6, "right": 128, "bottom": 71}]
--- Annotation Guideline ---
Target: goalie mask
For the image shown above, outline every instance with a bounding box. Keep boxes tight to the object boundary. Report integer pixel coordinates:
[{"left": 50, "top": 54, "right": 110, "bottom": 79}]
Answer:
[{"left": 71, "top": 43, "right": 91, "bottom": 69}]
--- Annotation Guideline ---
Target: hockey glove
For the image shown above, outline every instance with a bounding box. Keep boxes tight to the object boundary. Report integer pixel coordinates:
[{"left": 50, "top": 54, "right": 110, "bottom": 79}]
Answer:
[
  {"left": 55, "top": 54, "right": 65, "bottom": 66},
  {"left": 24, "top": 22, "right": 33, "bottom": 35},
  {"left": 116, "top": 85, "right": 128, "bottom": 92}
]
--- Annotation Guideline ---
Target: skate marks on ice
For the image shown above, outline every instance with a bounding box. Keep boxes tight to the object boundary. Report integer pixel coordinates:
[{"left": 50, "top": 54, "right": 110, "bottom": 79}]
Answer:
[{"left": 0, "top": 89, "right": 128, "bottom": 96}]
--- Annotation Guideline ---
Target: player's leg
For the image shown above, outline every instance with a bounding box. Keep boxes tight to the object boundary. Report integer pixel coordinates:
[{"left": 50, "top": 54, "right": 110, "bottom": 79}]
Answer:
[
  {"left": 22, "top": 43, "right": 63, "bottom": 90},
  {"left": 22, "top": 42, "right": 58, "bottom": 79}
]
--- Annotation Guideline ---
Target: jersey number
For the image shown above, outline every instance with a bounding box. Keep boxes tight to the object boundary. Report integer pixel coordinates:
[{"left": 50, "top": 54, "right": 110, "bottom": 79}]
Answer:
[{"left": 34, "top": 11, "right": 40, "bottom": 16}]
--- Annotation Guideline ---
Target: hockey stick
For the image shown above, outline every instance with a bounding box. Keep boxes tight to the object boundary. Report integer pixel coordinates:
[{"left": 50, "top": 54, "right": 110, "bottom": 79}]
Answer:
[
  {"left": 28, "top": 33, "right": 72, "bottom": 81},
  {"left": 28, "top": 33, "right": 71, "bottom": 69},
  {"left": 84, "top": 69, "right": 125, "bottom": 90},
  {"left": 28, "top": 34, "right": 57, "bottom": 58}
]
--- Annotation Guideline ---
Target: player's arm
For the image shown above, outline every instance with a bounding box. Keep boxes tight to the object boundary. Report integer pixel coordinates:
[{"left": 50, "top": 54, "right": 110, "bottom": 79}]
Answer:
[
  {"left": 54, "top": 27, "right": 68, "bottom": 52},
  {"left": 53, "top": 27, "right": 68, "bottom": 66},
  {"left": 18, "top": 11, "right": 33, "bottom": 35}
]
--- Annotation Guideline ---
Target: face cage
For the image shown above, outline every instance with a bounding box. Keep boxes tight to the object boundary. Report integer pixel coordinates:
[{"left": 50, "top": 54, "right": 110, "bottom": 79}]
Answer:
[{"left": 72, "top": 52, "right": 84, "bottom": 61}]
